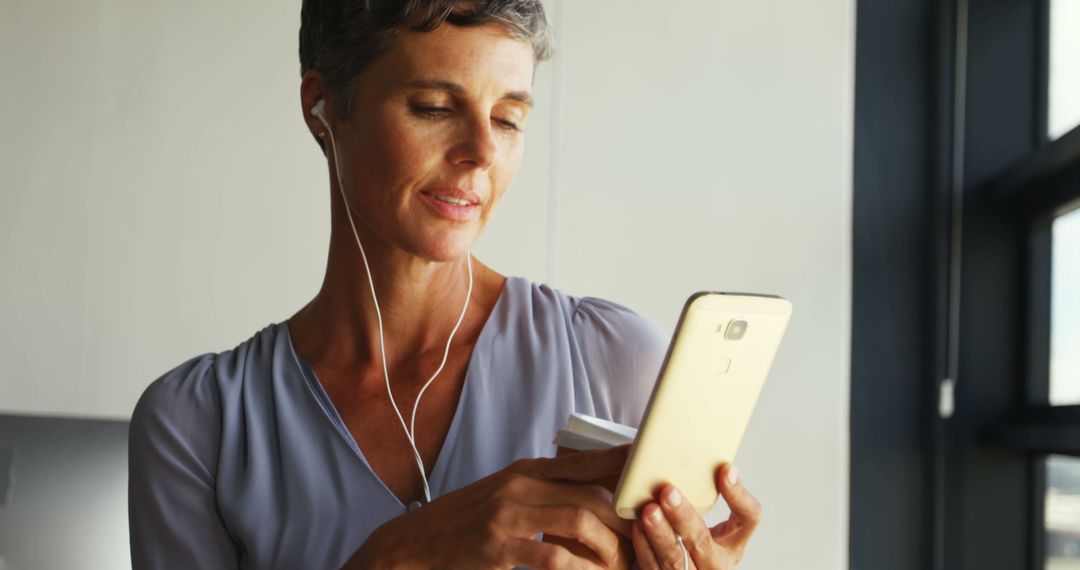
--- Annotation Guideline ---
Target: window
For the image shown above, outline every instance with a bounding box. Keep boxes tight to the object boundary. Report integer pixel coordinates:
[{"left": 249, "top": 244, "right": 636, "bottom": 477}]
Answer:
[
  {"left": 1049, "top": 0, "right": 1080, "bottom": 139},
  {"left": 1046, "top": 455, "right": 1080, "bottom": 568},
  {"left": 853, "top": 0, "right": 1080, "bottom": 568},
  {"left": 1051, "top": 206, "right": 1080, "bottom": 405}
]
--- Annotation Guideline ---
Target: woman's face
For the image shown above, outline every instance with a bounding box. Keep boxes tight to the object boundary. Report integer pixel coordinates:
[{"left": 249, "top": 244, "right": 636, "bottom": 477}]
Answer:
[{"left": 325, "top": 23, "right": 535, "bottom": 263}]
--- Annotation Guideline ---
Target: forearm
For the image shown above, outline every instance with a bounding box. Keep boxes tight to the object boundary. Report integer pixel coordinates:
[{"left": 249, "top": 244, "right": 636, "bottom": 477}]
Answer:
[
  {"left": 340, "top": 520, "right": 418, "bottom": 570},
  {"left": 340, "top": 528, "right": 386, "bottom": 570}
]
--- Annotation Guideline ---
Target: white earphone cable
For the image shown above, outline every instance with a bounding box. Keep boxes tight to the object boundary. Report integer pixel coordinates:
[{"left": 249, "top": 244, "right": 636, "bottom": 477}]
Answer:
[
  {"left": 410, "top": 261, "right": 473, "bottom": 460},
  {"left": 317, "top": 108, "right": 472, "bottom": 504}
]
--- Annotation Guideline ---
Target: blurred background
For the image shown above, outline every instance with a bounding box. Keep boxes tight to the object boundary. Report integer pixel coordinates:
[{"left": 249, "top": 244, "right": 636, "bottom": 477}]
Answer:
[{"left": 0, "top": 0, "right": 1076, "bottom": 569}]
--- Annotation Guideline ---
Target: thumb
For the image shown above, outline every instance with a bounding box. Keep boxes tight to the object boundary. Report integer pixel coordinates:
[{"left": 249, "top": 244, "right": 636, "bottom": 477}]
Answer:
[{"left": 532, "top": 444, "right": 632, "bottom": 482}]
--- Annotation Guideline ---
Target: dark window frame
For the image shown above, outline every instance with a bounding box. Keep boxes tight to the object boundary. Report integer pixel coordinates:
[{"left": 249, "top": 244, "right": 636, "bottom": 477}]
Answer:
[{"left": 852, "top": 0, "right": 1080, "bottom": 568}]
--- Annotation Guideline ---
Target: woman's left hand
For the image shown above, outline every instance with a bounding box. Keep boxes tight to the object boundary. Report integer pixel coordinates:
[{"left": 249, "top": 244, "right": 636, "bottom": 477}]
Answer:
[{"left": 630, "top": 464, "right": 761, "bottom": 570}]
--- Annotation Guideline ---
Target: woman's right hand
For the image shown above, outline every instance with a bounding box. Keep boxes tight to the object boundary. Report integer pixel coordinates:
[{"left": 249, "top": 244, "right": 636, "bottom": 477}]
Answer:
[{"left": 343, "top": 444, "right": 634, "bottom": 569}]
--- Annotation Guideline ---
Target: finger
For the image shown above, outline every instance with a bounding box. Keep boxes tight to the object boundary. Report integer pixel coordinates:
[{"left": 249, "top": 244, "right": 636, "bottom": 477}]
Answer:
[
  {"left": 505, "top": 537, "right": 605, "bottom": 570},
  {"left": 657, "top": 485, "right": 716, "bottom": 568},
  {"left": 640, "top": 502, "right": 691, "bottom": 570},
  {"left": 515, "top": 505, "right": 622, "bottom": 568},
  {"left": 632, "top": 520, "right": 662, "bottom": 570},
  {"left": 542, "top": 534, "right": 607, "bottom": 568},
  {"left": 511, "top": 476, "right": 631, "bottom": 537},
  {"left": 713, "top": 463, "right": 762, "bottom": 544},
  {"left": 528, "top": 444, "right": 632, "bottom": 483}
]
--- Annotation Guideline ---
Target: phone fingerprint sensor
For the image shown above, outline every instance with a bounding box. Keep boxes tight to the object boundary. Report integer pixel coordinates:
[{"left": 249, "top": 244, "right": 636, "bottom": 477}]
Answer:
[{"left": 715, "top": 359, "right": 732, "bottom": 375}]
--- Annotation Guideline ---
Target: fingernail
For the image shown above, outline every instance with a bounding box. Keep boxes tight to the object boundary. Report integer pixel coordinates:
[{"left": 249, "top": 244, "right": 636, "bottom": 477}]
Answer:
[
  {"left": 727, "top": 465, "right": 740, "bottom": 487},
  {"left": 648, "top": 505, "right": 663, "bottom": 524},
  {"left": 664, "top": 486, "right": 683, "bottom": 508}
]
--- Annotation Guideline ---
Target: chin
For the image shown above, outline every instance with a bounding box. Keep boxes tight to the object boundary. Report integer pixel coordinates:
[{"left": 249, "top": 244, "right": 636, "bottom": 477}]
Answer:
[{"left": 410, "top": 231, "right": 478, "bottom": 264}]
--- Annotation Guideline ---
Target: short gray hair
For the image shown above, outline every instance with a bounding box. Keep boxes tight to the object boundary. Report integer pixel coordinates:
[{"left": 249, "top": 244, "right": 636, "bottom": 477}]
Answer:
[{"left": 299, "top": 0, "right": 552, "bottom": 149}]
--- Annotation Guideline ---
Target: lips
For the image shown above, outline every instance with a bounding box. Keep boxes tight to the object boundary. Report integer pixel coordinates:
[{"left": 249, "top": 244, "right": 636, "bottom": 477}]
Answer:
[
  {"left": 419, "top": 187, "right": 482, "bottom": 221},
  {"left": 421, "top": 186, "right": 481, "bottom": 205}
]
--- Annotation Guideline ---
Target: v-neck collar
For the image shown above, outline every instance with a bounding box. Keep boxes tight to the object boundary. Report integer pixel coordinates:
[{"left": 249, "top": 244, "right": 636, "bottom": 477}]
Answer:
[{"left": 282, "top": 276, "right": 517, "bottom": 510}]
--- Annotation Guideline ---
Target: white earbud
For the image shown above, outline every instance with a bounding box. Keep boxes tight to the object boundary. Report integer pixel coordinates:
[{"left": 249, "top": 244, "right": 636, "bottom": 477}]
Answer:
[
  {"left": 311, "top": 99, "right": 328, "bottom": 136},
  {"left": 310, "top": 95, "right": 473, "bottom": 507}
]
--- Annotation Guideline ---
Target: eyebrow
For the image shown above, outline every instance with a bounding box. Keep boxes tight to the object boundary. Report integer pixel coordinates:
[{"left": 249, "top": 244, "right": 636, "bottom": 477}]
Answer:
[{"left": 403, "top": 79, "right": 534, "bottom": 108}]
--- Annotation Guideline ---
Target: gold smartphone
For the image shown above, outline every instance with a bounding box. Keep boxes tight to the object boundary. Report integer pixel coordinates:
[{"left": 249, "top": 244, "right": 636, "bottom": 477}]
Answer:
[{"left": 612, "top": 292, "right": 792, "bottom": 519}]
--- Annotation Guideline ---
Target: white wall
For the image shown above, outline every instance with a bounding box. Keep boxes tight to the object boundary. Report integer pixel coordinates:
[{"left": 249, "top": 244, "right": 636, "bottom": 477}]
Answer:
[
  {"left": 534, "top": 3, "right": 854, "bottom": 569},
  {"left": 1, "top": 0, "right": 331, "bottom": 418},
  {"left": 0, "top": 1, "right": 853, "bottom": 569}
]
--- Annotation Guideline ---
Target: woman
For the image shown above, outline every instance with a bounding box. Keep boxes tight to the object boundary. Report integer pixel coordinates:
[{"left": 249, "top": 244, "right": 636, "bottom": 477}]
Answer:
[{"left": 128, "top": 1, "right": 762, "bottom": 568}]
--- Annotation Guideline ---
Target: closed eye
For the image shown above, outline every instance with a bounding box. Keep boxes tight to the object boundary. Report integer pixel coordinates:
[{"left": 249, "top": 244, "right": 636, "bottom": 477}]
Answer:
[
  {"left": 413, "top": 106, "right": 522, "bottom": 132},
  {"left": 414, "top": 106, "right": 451, "bottom": 119},
  {"left": 494, "top": 118, "right": 521, "bottom": 132}
]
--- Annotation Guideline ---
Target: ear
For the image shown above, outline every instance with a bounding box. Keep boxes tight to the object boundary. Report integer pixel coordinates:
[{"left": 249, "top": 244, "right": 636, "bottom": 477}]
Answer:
[{"left": 300, "top": 69, "right": 331, "bottom": 141}]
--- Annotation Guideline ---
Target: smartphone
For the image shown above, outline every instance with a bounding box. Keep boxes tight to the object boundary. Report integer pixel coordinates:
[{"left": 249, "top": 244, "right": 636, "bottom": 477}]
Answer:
[{"left": 612, "top": 292, "right": 792, "bottom": 519}]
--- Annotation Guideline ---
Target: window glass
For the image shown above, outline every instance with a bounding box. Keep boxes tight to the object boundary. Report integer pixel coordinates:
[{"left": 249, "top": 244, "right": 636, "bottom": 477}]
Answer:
[
  {"left": 1050, "top": 206, "right": 1080, "bottom": 405},
  {"left": 1049, "top": 0, "right": 1080, "bottom": 139},
  {"left": 1047, "top": 455, "right": 1080, "bottom": 569}
]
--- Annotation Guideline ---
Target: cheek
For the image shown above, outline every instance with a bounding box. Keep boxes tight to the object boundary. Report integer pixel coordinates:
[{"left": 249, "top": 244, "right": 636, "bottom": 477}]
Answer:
[
  {"left": 486, "top": 141, "right": 525, "bottom": 208},
  {"left": 354, "top": 115, "right": 438, "bottom": 194}
]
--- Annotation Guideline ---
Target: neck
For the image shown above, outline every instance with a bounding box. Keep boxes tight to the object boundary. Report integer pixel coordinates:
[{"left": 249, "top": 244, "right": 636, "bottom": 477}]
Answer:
[{"left": 288, "top": 219, "right": 501, "bottom": 379}]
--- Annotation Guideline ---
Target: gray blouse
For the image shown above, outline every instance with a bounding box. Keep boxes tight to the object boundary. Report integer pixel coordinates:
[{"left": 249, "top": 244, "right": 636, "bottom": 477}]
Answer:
[{"left": 128, "top": 276, "right": 668, "bottom": 569}]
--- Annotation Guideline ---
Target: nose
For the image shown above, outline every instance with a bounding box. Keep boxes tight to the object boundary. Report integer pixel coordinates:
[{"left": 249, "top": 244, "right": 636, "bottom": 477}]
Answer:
[{"left": 450, "top": 116, "right": 497, "bottom": 170}]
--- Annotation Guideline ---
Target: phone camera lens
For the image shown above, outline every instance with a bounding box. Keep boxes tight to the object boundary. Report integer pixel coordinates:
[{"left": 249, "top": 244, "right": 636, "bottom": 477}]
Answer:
[{"left": 725, "top": 319, "right": 748, "bottom": 340}]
